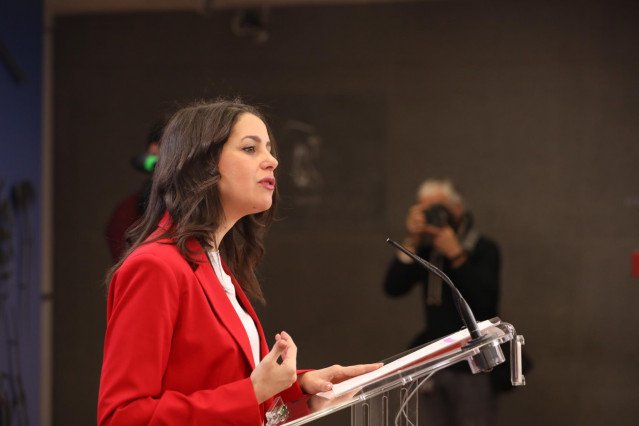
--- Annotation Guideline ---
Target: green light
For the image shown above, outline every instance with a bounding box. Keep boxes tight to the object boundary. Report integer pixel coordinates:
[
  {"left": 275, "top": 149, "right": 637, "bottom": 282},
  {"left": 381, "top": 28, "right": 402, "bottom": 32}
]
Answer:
[{"left": 144, "top": 155, "right": 158, "bottom": 172}]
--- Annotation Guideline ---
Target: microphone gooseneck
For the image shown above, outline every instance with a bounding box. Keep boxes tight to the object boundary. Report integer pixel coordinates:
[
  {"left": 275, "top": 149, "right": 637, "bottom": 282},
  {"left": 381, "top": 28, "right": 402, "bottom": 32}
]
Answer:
[
  {"left": 386, "top": 238, "right": 482, "bottom": 340},
  {"left": 386, "top": 237, "right": 505, "bottom": 372}
]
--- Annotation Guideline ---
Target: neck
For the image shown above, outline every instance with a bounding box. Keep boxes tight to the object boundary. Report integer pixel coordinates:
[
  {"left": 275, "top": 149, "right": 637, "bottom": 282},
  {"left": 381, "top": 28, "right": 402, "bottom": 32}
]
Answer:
[{"left": 211, "top": 217, "right": 238, "bottom": 250}]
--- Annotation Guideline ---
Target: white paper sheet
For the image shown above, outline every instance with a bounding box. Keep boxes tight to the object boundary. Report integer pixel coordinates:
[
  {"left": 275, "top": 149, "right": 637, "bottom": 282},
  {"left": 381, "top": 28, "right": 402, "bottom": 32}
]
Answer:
[{"left": 317, "top": 319, "right": 498, "bottom": 399}]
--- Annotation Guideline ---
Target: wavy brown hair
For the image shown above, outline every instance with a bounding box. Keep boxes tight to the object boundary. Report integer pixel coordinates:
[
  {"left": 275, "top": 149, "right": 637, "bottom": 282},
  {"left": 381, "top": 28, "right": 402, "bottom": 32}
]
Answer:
[{"left": 106, "top": 99, "right": 278, "bottom": 304}]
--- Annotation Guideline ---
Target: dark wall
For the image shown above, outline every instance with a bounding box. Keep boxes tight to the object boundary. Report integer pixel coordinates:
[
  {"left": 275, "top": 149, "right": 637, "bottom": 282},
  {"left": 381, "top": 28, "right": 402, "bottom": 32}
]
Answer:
[
  {"left": 53, "top": 1, "right": 639, "bottom": 425},
  {"left": 0, "top": 0, "right": 42, "bottom": 424}
]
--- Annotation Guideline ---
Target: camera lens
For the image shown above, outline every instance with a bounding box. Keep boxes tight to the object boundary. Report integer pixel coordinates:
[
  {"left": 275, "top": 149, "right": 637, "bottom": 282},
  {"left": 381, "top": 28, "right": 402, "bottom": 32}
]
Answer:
[{"left": 423, "top": 204, "right": 451, "bottom": 228}]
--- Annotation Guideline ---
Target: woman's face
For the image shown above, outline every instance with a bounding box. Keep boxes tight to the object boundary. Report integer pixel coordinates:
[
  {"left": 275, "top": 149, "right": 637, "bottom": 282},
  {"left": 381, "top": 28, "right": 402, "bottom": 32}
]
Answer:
[{"left": 217, "top": 113, "right": 278, "bottom": 221}]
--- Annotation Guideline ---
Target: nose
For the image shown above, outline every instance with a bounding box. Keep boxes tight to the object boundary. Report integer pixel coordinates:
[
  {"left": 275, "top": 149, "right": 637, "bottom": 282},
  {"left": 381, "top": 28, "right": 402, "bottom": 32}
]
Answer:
[{"left": 263, "top": 150, "right": 278, "bottom": 170}]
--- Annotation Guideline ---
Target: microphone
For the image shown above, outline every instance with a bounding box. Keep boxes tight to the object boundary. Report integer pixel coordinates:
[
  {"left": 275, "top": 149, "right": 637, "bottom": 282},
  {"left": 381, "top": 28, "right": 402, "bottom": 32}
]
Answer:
[{"left": 386, "top": 237, "right": 504, "bottom": 372}]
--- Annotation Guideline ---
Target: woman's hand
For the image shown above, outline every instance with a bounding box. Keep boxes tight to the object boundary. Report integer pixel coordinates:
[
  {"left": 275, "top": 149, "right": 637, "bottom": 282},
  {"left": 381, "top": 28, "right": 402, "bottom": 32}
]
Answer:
[
  {"left": 250, "top": 331, "right": 298, "bottom": 404},
  {"left": 298, "top": 363, "right": 383, "bottom": 395}
]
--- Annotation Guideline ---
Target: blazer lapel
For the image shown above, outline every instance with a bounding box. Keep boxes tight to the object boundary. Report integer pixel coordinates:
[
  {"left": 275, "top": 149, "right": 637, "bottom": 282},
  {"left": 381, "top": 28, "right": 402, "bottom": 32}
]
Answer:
[{"left": 190, "top": 241, "right": 258, "bottom": 369}]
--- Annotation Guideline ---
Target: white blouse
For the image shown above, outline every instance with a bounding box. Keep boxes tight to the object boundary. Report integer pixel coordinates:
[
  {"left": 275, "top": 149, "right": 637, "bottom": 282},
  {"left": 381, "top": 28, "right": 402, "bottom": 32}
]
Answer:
[{"left": 207, "top": 250, "right": 261, "bottom": 367}]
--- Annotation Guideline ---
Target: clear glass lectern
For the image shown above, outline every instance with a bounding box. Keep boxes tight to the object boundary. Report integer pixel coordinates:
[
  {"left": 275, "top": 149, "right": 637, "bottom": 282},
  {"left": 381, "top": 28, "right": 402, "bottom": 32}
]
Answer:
[{"left": 265, "top": 318, "right": 525, "bottom": 426}]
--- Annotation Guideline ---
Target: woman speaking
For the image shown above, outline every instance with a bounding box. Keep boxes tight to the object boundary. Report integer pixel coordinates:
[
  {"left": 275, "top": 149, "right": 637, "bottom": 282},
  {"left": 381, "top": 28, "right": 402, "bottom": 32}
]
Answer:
[{"left": 97, "top": 99, "right": 380, "bottom": 425}]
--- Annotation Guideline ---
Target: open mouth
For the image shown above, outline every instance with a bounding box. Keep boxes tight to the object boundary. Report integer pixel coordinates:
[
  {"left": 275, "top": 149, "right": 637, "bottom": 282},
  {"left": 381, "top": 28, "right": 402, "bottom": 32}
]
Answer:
[{"left": 259, "top": 177, "right": 276, "bottom": 190}]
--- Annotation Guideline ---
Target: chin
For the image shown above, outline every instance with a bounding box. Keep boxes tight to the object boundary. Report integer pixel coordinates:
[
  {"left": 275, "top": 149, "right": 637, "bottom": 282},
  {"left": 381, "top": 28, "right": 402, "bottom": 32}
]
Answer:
[{"left": 251, "top": 201, "right": 273, "bottom": 215}]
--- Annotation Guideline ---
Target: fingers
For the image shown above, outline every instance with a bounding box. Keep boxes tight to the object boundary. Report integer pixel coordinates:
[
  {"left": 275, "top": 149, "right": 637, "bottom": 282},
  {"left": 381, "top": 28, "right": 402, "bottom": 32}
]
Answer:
[
  {"left": 298, "top": 370, "right": 333, "bottom": 394},
  {"left": 262, "top": 337, "right": 288, "bottom": 363},
  {"left": 422, "top": 223, "right": 442, "bottom": 236},
  {"left": 250, "top": 332, "right": 299, "bottom": 404},
  {"left": 427, "top": 225, "right": 463, "bottom": 258},
  {"left": 266, "top": 331, "right": 297, "bottom": 369},
  {"left": 344, "top": 363, "right": 384, "bottom": 375},
  {"left": 330, "top": 363, "right": 383, "bottom": 382},
  {"left": 406, "top": 205, "right": 427, "bottom": 236},
  {"left": 279, "top": 331, "right": 297, "bottom": 367},
  {"left": 299, "top": 362, "right": 384, "bottom": 395}
]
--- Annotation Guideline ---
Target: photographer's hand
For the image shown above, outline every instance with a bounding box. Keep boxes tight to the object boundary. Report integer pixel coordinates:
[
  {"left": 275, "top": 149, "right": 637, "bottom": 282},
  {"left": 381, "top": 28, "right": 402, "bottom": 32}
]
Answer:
[
  {"left": 399, "top": 204, "right": 427, "bottom": 263},
  {"left": 405, "top": 204, "right": 427, "bottom": 237},
  {"left": 424, "top": 224, "right": 467, "bottom": 268}
]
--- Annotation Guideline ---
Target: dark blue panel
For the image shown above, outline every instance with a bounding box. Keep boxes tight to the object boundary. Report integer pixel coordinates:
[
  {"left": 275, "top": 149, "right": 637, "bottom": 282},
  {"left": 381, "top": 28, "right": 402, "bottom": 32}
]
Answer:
[{"left": 0, "top": 1, "right": 43, "bottom": 425}]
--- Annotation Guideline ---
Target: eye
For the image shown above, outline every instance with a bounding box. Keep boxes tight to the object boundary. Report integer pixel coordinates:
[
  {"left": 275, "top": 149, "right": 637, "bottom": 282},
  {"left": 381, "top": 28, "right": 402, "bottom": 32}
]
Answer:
[{"left": 242, "top": 146, "right": 256, "bottom": 153}]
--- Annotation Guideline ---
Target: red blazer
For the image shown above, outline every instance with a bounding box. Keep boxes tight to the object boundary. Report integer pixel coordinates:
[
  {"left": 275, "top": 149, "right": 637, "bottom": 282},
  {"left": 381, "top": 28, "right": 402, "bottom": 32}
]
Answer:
[{"left": 98, "top": 228, "right": 304, "bottom": 425}]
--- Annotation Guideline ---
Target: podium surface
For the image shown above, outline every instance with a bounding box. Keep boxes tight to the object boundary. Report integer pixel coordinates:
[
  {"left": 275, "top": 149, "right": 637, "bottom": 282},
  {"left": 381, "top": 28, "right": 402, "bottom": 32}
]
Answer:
[{"left": 266, "top": 318, "right": 525, "bottom": 426}]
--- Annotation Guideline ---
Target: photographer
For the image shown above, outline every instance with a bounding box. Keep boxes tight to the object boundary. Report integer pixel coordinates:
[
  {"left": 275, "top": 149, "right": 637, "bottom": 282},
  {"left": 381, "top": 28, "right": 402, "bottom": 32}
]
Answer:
[{"left": 383, "top": 178, "right": 500, "bottom": 426}]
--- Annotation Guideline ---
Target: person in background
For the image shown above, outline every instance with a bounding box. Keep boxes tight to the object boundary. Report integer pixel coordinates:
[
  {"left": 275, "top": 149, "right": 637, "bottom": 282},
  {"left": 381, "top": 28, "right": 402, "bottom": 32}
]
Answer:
[
  {"left": 105, "top": 119, "right": 164, "bottom": 262},
  {"left": 383, "top": 178, "right": 500, "bottom": 426},
  {"left": 98, "top": 99, "right": 381, "bottom": 425}
]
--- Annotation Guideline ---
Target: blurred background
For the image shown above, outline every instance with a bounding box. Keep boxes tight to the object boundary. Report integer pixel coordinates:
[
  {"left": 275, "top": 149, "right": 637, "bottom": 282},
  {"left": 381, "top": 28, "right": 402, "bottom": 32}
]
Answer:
[{"left": 1, "top": 0, "right": 638, "bottom": 425}]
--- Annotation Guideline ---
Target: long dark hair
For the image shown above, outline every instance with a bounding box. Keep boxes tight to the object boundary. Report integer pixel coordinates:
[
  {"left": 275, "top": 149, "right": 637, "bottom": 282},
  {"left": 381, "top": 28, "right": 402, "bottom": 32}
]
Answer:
[{"left": 106, "top": 99, "right": 278, "bottom": 304}]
